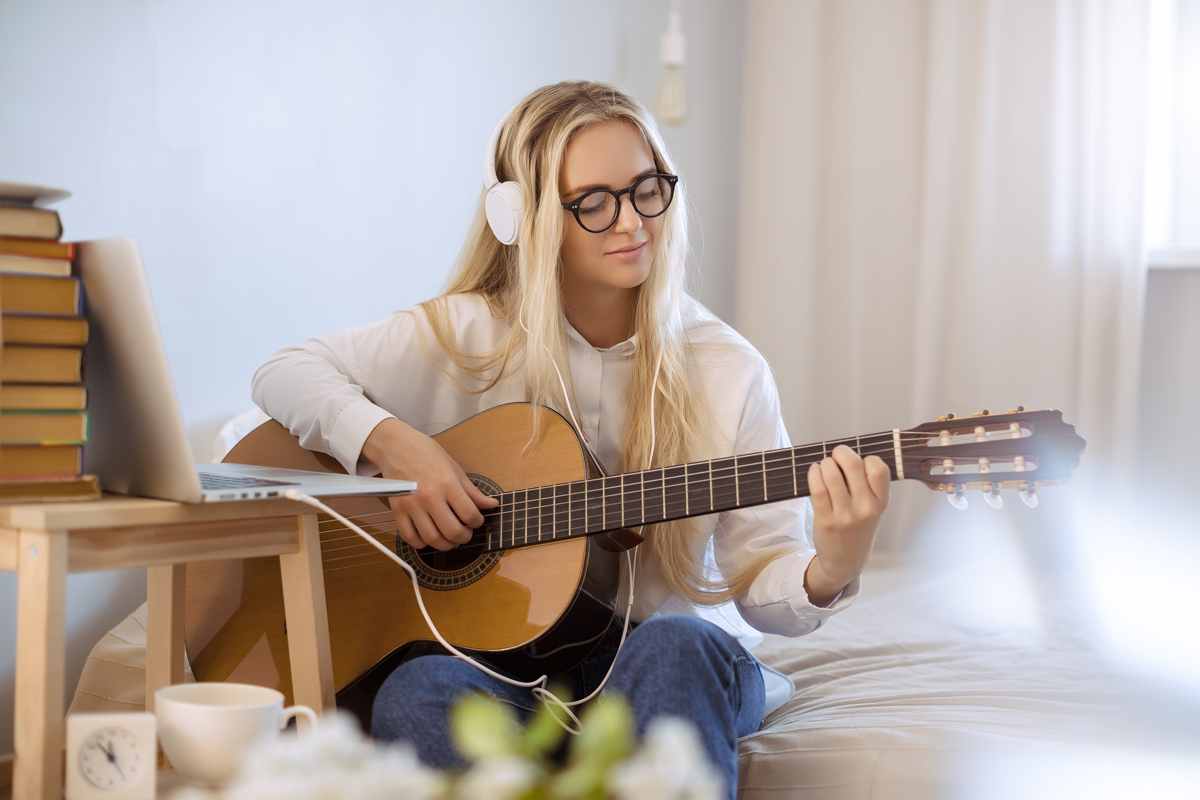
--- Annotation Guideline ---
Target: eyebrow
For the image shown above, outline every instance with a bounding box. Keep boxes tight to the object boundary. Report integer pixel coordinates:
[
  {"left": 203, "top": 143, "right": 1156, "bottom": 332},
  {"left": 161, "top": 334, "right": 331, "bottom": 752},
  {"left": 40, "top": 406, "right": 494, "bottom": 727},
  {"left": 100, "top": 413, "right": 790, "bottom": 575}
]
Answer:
[{"left": 563, "top": 167, "right": 657, "bottom": 198}]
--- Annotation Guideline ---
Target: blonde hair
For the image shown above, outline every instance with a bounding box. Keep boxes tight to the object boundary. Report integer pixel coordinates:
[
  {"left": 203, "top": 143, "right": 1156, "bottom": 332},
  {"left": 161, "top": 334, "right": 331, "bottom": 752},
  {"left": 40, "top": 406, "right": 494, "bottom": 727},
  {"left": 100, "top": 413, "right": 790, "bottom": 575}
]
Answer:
[{"left": 422, "top": 81, "right": 791, "bottom": 604}]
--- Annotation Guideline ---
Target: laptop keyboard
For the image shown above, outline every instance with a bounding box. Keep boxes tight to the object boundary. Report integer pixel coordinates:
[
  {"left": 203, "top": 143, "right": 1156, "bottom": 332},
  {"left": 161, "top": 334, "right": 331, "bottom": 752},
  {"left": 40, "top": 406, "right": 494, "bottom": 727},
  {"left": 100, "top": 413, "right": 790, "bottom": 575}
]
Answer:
[{"left": 199, "top": 473, "right": 300, "bottom": 490}]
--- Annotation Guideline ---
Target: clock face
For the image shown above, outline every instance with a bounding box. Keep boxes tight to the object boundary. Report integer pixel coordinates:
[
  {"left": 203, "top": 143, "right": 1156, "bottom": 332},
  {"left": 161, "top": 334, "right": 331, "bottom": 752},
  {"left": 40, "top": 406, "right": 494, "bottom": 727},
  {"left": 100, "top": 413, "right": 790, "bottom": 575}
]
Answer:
[{"left": 78, "top": 727, "right": 147, "bottom": 790}]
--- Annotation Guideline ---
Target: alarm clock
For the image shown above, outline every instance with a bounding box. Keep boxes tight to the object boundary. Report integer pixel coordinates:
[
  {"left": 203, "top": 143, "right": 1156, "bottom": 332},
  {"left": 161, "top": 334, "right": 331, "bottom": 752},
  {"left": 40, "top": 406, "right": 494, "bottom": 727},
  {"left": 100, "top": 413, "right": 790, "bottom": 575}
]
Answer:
[{"left": 66, "top": 712, "right": 156, "bottom": 800}]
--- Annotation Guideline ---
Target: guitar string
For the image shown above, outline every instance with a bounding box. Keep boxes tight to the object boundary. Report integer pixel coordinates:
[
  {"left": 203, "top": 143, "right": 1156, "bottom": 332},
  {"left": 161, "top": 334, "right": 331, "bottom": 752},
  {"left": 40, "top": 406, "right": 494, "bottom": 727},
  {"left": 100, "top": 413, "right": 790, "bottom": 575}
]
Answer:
[
  {"left": 311, "top": 446, "right": 1031, "bottom": 553},
  {"left": 311, "top": 428, "right": 1020, "bottom": 533},
  {"left": 473, "top": 443, "right": 1027, "bottom": 519},
  {"left": 307, "top": 436, "right": 1035, "bottom": 569}
]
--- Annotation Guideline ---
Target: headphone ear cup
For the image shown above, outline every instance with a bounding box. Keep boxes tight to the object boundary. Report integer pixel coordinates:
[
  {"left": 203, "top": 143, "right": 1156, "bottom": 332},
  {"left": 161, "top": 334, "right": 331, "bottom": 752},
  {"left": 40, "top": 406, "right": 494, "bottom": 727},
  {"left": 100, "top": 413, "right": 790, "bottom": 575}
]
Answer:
[{"left": 485, "top": 181, "right": 524, "bottom": 246}]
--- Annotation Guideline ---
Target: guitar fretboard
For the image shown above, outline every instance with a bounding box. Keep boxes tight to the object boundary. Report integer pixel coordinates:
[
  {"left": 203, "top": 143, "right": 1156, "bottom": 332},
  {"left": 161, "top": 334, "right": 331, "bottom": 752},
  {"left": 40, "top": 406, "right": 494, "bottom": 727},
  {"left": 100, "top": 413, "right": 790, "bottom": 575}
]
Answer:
[{"left": 479, "top": 431, "right": 899, "bottom": 552}]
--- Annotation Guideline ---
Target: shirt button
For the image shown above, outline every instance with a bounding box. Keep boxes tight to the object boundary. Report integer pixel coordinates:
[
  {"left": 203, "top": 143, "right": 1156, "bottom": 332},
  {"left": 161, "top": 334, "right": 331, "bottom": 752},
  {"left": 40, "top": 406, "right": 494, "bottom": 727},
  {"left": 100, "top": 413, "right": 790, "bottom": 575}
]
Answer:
[
  {"left": 584, "top": 419, "right": 592, "bottom": 428},
  {"left": 588, "top": 352, "right": 595, "bottom": 361}
]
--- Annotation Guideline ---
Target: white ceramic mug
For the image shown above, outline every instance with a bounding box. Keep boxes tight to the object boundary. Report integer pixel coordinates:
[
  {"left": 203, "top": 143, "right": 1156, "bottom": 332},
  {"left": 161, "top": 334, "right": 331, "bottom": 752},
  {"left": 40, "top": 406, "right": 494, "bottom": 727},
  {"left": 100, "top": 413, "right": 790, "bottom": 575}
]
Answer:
[{"left": 155, "top": 682, "right": 318, "bottom": 787}]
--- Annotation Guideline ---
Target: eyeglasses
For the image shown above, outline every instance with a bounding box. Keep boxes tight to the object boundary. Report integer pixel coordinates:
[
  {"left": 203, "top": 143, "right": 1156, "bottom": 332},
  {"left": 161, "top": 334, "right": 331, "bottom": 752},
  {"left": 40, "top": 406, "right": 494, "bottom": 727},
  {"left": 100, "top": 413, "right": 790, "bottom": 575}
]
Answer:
[{"left": 561, "top": 173, "right": 679, "bottom": 233}]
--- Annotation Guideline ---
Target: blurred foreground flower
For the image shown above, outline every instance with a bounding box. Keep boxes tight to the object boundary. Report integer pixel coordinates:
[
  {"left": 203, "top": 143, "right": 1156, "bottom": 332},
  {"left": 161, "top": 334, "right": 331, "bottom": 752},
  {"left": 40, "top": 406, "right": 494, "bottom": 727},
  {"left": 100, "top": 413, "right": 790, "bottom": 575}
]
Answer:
[
  {"left": 609, "top": 717, "right": 722, "bottom": 800},
  {"left": 169, "top": 693, "right": 720, "bottom": 800}
]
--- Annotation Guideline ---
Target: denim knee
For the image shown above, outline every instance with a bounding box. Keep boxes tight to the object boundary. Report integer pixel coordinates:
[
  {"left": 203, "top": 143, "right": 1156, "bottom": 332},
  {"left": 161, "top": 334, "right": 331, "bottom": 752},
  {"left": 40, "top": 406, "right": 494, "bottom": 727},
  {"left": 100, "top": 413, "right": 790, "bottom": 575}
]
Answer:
[{"left": 618, "top": 615, "right": 740, "bottom": 675}]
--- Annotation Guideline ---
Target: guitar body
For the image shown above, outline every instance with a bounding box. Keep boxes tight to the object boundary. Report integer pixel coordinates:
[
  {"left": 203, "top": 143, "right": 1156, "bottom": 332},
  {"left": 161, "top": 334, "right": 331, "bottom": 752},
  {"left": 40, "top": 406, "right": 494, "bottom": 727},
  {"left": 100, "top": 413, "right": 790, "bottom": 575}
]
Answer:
[{"left": 184, "top": 403, "right": 619, "bottom": 729}]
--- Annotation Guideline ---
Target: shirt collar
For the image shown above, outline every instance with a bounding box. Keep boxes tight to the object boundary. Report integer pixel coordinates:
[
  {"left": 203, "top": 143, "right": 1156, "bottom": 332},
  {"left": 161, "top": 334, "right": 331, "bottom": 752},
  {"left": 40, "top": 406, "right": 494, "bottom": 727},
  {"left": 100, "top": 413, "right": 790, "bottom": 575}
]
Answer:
[{"left": 564, "top": 319, "right": 639, "bottom": 355}]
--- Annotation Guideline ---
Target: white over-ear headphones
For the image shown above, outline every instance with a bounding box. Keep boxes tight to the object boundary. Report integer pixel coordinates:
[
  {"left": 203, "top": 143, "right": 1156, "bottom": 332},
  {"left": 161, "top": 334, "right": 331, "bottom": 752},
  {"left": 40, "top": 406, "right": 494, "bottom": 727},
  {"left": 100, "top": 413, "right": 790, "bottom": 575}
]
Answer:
[{"left": 483, "top": 109, "right": 523, "bottom": 246}]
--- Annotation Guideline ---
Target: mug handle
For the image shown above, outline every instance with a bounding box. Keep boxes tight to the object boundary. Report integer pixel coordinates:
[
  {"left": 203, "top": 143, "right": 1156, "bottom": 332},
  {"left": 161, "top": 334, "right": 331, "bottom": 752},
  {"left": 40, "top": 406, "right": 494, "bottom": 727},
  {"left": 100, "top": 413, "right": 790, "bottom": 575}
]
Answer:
[{"left": 281, "top": 705, "right": 320, "bottom": 736}]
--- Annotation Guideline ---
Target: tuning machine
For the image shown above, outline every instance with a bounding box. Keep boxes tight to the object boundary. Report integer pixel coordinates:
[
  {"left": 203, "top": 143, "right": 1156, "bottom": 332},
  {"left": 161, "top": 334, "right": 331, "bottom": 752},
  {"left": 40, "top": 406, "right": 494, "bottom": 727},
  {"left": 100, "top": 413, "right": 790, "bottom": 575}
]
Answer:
[
  {"left": 984, "top": 483, "right": 1003, "bottom": 509},
  {"left": 947, "top": 484, "right": 968, "bottom": 510},
  {"left": 1021, "top": 483, "right": 1038, "bottom": 508}
]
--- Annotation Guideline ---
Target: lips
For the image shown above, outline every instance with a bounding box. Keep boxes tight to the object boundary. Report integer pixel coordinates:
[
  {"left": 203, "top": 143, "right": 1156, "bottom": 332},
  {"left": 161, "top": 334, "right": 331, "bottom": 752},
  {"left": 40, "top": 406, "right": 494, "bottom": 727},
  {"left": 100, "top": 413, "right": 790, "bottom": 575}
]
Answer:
[{"left": 608, "top": 241, "right": 647, "bottom": 257}]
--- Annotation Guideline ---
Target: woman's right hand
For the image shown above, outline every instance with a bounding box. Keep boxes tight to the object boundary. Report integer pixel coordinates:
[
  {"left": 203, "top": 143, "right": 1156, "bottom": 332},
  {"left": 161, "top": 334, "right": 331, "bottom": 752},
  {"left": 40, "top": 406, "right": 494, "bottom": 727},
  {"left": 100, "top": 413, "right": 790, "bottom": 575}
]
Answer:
[{"left": 361, "top": 417, "right": 498, "bottom": 551}]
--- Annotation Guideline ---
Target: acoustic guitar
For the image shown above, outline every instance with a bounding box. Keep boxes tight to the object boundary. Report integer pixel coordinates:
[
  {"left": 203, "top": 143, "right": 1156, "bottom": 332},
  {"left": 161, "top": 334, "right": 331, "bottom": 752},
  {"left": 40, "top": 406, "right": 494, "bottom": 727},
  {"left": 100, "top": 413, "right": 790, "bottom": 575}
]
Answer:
[{"left": 185, "top": 402, "right": 1084, "bottom": 729}]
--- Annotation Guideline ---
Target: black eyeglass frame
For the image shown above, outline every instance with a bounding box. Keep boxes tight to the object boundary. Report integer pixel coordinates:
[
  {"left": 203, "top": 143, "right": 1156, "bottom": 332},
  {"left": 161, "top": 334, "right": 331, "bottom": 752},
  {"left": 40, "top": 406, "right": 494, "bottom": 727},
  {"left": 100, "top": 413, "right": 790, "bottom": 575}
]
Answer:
[{"left": 560, "top": 173, "right": 679, "bottom": 233}]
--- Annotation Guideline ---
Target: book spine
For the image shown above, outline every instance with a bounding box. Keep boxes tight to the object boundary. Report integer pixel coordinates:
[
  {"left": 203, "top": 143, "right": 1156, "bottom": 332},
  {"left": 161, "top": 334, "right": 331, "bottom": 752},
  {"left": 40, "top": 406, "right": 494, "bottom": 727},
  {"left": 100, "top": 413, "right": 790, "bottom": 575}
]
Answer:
[{"left": 0, "top": 237, "right": 75, "bottom": 260}]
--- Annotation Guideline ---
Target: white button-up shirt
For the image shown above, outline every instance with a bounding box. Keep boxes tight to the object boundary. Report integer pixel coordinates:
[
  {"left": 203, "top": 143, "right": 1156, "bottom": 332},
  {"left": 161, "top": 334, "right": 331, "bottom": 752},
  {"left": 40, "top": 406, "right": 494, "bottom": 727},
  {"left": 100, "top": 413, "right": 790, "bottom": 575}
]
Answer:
[{"left": 252, "top": 292, "right": 859, "bottom": 715}]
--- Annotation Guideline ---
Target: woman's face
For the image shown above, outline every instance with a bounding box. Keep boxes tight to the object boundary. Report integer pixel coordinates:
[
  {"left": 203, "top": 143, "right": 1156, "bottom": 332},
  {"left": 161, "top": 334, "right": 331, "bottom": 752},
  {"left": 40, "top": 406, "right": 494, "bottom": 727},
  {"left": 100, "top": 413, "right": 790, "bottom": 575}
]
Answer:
[{"left": 557, "top": 120, "right": 663, "bottom": 299}]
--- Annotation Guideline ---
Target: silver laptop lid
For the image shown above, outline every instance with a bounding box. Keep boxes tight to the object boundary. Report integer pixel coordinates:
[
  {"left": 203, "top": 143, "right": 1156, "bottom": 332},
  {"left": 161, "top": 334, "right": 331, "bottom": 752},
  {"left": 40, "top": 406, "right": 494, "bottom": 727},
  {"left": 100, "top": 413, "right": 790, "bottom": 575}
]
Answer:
[{"left": 79, "top": 238, "right": 206, "bottom": 503}]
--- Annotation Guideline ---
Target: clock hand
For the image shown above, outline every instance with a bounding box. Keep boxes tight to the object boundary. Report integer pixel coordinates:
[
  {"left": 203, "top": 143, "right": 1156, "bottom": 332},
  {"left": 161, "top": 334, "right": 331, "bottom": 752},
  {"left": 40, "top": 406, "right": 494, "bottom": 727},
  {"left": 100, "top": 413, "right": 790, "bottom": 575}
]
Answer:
[{"left": 101, "top": 741, "right": 126, "bottom": 780}]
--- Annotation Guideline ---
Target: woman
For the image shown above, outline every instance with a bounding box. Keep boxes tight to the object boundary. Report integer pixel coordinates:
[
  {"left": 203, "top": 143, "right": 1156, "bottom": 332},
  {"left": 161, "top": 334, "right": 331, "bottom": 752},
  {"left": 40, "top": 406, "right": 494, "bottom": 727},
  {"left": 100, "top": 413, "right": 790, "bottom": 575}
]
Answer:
[{"left": 252, "top": 80, "right": 889, "bottom": 795}]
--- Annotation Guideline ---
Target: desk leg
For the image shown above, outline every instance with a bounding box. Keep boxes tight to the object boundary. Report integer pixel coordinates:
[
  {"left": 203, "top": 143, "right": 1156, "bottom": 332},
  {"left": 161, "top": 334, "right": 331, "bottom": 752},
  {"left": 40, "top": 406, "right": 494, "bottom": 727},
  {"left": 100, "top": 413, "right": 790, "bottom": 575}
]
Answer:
[
  {"left": 14, "top": 529, "right": 66, "bottom": 800},
  {"left": 279, "top": 514, "right": 334, "bottom": 726},
  {"left": 146, "top": 564, "right": 187, "bottom": 714}
]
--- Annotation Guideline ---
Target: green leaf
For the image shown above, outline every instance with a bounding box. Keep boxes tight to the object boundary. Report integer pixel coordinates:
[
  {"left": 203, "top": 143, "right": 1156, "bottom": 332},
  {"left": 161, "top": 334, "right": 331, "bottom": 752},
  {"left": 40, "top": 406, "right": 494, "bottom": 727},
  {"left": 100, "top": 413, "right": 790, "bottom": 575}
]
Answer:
[
  {"left": 568, "top": 697, "right": 634, "bottom": 768},
  {"left": 548, "top": 761, "right": 606, "bottom": 800},
  {"left": 450, "top": 693, "right": 522, "bottom": 760},
  {"left": 523, "top": 705, "right": 568, "bottom": 759}
]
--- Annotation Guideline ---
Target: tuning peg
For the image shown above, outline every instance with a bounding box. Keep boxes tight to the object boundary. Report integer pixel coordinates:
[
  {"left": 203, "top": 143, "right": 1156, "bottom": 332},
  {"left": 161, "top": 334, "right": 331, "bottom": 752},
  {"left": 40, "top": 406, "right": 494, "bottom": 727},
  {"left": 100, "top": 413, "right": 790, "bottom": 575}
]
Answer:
[
  {"left": 984, "top": 485, "right": 1004, "bottom": 509},
  {"left": 972, "top": 409, "right": 992, "bottom": 418},
  {"left": 947, "top": 486, "right": 968, "bottom": 510},
  {"left": 1021, "top": 487, "right": 1038, "bottom": 508},
  {"left": 1006, "top": 405, "right": 1028, "bottom": 414},
  {"left": 937, "top": 412, "right": 957, "bottom": 422}
]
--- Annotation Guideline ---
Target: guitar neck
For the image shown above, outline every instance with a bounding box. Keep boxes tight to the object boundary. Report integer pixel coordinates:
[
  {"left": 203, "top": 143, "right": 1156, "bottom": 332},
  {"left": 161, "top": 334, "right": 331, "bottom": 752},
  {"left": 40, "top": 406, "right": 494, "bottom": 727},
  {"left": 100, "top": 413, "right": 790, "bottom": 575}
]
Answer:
[{"left": 480, "top": 430, "right": 900, "bottom": 552}]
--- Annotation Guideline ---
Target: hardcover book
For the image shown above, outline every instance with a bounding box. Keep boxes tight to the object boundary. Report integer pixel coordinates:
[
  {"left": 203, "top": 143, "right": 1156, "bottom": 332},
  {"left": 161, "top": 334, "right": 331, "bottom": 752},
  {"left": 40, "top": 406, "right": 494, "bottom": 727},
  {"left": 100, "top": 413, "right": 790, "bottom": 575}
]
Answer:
[
  {"left": 1, "top": 345, "right": 83, "bottom": 384},
  {"left": 0, "top": 207, "right": 62, "bottom": 240},
  {"left": 0, "top": 411, "right": 88, "bottom": 445},
  {"left": 0, "top": 444, "right": 83, "bottom": 479},
  {"left": 0, "top": 384, "right": 88, "bottom": 411},
  {"left": 0, "top": 253, "right": 72, "bottom": 276},
  {"left": 0, "top": 474, "right": 99, "bottom": 502},
  {"left": 0, "top": 273, "right": 82, "bottom": 316},
  {"left": 0, "top": 315, "right": 88, "bottom": 346}
]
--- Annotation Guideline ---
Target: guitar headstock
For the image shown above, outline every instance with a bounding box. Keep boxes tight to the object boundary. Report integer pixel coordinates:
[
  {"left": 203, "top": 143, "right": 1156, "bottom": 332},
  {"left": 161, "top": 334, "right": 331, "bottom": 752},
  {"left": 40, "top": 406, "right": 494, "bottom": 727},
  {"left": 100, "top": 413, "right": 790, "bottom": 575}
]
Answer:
[{"left": 899, "top": 407, "right": 1085, "bottom": 508}]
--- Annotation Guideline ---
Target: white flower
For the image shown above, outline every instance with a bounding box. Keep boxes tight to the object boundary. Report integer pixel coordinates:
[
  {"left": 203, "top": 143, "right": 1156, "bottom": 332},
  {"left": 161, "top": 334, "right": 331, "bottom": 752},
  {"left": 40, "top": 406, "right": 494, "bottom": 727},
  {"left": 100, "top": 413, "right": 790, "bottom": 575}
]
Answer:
[
  {"left": 455, "top": 754, "right": 539, "bottom": 800},
  {"left": 608, "top": 717, "right": 723, "bottom": 800},
  {"left": 213, "top": 711, "right": 445, "bottom": 800}
]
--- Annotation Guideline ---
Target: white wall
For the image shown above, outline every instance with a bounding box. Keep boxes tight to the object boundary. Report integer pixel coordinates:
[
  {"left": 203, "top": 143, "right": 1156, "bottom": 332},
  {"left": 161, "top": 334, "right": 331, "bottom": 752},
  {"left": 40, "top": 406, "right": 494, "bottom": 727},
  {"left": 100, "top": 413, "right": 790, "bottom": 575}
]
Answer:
[{"left": 0, "top": 0, "right": 744, "bottom": 755}]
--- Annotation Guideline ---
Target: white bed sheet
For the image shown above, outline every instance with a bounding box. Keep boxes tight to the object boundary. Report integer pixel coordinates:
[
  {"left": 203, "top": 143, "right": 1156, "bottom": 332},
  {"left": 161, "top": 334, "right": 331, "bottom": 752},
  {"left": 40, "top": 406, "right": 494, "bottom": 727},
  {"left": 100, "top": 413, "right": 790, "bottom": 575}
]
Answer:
[{"left": 738, "top": 556, "right": 1137, "bottom": 799}]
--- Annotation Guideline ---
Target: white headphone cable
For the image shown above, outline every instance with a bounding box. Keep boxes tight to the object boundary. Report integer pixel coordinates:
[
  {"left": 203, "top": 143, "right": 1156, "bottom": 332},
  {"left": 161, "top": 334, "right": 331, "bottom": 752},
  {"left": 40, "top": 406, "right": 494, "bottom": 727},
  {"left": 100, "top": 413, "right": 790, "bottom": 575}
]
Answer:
[{"left": 286, "top": 335, "right": 665, "bottom": 732}]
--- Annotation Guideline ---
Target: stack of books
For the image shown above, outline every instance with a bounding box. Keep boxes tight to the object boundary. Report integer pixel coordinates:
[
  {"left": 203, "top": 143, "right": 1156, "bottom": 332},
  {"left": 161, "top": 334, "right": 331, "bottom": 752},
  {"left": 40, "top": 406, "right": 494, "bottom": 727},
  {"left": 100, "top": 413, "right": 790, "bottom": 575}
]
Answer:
[{"left": 0, "top": 181, "right": 99, "bottom": 501}]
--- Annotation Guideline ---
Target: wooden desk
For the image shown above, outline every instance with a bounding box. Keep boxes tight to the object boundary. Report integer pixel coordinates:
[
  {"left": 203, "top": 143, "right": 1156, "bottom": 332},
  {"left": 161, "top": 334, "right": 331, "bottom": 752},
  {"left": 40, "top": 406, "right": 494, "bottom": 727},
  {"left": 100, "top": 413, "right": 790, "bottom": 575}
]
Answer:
[{"left": 0, "top": 495, "right": 335, "bottom": 800}]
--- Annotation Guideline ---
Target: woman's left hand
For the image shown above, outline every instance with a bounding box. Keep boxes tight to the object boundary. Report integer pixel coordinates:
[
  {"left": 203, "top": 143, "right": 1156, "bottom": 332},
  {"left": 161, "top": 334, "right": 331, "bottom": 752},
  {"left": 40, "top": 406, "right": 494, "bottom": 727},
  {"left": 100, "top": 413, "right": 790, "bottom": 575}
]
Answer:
[{"left": 804, "top": 445, "right": 891, "bottom": 606}]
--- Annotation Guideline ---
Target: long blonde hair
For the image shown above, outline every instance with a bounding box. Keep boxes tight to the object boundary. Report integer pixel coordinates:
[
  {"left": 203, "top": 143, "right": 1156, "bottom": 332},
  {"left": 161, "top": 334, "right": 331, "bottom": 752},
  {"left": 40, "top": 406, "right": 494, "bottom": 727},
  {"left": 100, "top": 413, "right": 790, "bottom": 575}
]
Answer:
[{"left": 422, "top": 81, "right": 790, "bottom": 604}]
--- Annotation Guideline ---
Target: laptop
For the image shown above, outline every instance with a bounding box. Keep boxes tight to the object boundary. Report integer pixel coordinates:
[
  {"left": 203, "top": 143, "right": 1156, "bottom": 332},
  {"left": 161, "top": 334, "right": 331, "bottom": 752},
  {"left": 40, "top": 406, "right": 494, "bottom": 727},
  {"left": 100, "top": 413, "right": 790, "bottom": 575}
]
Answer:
[{"left": 77, "top": 237, "right": 415, "bottom": 503}]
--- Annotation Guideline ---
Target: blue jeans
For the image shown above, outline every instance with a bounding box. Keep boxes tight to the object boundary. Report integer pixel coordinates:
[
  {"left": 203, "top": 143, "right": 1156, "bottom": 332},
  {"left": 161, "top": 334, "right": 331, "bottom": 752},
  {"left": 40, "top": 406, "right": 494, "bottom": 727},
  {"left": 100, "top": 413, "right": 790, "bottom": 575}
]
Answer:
[{"left": 372, "top": 615, "right": 766, "bottom": 799}]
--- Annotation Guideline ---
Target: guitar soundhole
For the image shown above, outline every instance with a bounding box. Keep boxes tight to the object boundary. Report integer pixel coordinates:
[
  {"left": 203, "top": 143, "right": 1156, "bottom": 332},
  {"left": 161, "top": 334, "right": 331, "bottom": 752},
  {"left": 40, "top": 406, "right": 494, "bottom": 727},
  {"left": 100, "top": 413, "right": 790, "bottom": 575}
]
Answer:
[{"left": 394, "top": 473, "right": 503, "bottom": 592}]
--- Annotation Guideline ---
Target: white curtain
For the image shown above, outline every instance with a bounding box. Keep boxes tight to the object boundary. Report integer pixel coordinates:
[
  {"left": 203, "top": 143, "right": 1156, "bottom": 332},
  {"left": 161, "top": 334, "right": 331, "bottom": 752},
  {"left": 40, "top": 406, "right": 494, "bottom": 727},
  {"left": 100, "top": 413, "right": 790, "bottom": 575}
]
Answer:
[{"left": 736, "top": 0, "right": 1151, "bottom": 549}]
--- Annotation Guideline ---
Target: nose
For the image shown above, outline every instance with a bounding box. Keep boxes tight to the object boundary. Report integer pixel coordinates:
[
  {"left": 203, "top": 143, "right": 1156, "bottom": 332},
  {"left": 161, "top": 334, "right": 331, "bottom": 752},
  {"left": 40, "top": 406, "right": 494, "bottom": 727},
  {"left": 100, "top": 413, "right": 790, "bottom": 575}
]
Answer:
[{"left": 613, "top": 195, "right": 643, "bottom": 234}]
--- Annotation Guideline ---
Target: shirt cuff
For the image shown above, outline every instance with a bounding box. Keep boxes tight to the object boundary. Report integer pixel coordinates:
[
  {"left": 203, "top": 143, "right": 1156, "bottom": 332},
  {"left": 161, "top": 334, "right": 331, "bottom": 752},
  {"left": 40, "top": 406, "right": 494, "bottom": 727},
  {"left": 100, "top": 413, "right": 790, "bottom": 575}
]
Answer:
[
  {"left": 327, "top": 399, "right": 396, "bottom": 477},
  {"left": 735, "top": 550, "right": 861, "bottom": 637}
]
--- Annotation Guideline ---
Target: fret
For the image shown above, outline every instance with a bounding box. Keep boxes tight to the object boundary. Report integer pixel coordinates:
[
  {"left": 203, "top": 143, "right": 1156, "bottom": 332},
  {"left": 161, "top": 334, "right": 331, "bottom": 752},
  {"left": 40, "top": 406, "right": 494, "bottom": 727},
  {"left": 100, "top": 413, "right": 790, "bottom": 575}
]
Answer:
[
  {"left": 822, "top": 440, "right": 828, "bottom": 459},
  {"left": 516, "top": 488, "right": 529, "bottom": 547},
  {"left": 790, "top": 447, "right": 798, "bottom": 495},
  {"left": 569, "top": 480, "right": 586, "bottom": 537},
  {"left": 856, "top": 434, "right": 861, "bottom": 455},
  {"left": 527, "top": 487, "right": 538, "bottom": 546},
  {"left": 737, "top": 453, "right": 766, "bottom": 509},
  {"left": 761, "top": 453, "right": 768, "bottom": 502},
  {"left": 622, "top": 473, "right": 641, "bottom": 529},
  {"left": 642, "top": 468, "right": 665, "bottom": 524},
  {"left": 554, "top": 483, "right": 570, "bottom": 540},
  {"left": 604, "top": 477, "right": 623, "bottom": 531},
  {"left": 686, "top": 462, "right": 709, "bottom": 516},
  {"left": 709, "top": 457, "right": 738, "bottom": 512},
  {"left": 586, "top": 478, "right": 604, "bottom": 533},
  {"left": 500, "top": 493, "right": 511, "bottom": 549},
  {"left": 700, "top": 455, "right": 729, "bottom": 513},
  {"left": 764, "top": 450, "right": 795, "bottom": 502},
  {"left": 662, "top": 466, "right": 687, "bottom": 521}
]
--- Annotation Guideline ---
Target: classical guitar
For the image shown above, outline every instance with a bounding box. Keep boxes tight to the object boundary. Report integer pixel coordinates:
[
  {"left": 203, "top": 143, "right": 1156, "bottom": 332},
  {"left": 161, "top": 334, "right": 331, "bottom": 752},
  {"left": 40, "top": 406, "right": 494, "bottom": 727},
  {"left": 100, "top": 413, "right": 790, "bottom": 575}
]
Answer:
[{"left": 184, "top": 402, "right": 1084, "bottom": 728}]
